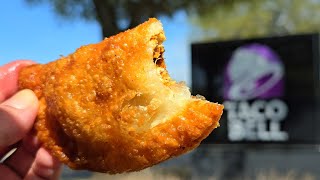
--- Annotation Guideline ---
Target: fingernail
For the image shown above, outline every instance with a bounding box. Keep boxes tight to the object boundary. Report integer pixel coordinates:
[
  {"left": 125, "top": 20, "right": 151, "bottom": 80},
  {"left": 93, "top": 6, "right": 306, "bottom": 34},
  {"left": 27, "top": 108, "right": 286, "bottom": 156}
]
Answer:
[{"left": 3, "top": 89, "right": 38, "bottom": 110}]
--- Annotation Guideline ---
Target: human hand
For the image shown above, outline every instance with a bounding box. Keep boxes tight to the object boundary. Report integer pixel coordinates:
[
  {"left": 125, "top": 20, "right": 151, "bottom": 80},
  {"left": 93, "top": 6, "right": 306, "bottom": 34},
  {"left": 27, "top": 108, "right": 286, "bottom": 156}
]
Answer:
[{"left": 0, "top": 61, "right": 61, "bottom": 180}]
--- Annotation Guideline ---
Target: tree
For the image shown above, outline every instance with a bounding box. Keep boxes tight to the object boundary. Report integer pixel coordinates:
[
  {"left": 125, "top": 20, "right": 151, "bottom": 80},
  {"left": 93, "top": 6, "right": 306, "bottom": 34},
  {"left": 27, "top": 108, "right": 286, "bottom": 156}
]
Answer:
[
  {"left": 189, "top": 0, "right": 320, "bottom": 41},
  {"left": 25, "top": 0, "right": 219, "bottom": 38}
]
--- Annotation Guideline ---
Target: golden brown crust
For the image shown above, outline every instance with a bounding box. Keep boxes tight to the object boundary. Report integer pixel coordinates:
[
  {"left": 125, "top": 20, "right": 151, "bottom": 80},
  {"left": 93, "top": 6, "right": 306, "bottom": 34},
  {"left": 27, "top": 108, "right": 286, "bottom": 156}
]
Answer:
[{"left": 18, "top": 18, "right": 223, "bottom": 173}]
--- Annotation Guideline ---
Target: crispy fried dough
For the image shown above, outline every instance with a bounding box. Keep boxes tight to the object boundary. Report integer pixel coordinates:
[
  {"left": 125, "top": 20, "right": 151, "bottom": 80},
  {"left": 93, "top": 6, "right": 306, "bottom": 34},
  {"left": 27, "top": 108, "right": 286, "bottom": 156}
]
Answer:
[{"left": 18, "top": 18, "right": 223, "bottom": 173}]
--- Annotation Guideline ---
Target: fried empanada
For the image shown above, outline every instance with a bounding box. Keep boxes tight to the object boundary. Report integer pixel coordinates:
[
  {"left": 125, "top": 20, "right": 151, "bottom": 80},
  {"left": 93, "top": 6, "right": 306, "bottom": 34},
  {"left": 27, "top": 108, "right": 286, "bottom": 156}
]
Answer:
[{"left": 18, "top": 18, "right": 223, "bottom": 173}]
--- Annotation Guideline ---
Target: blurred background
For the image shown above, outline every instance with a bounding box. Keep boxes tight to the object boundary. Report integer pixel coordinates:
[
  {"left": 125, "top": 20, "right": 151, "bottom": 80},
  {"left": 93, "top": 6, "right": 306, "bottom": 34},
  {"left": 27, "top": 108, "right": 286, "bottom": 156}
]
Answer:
[{"left": 1, "top": 0, "right": 320, "bottom": 179}]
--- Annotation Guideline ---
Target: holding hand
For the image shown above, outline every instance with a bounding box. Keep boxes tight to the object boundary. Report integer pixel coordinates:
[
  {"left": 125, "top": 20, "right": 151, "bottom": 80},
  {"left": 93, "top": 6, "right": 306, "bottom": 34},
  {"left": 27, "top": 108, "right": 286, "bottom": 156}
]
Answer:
[{"left": 0, "top": 61, "right": 61, "bottom": 180}]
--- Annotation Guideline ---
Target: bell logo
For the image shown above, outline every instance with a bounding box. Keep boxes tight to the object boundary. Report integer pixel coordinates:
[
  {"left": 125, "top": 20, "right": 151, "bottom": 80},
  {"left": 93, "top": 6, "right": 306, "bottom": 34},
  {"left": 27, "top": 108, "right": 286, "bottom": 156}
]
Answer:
[
  {"left": 223, "top": 44, "right": 289, "bottom": 142},
  {"left": 224, "top": 44, "right": 284, "bottom": 100}
]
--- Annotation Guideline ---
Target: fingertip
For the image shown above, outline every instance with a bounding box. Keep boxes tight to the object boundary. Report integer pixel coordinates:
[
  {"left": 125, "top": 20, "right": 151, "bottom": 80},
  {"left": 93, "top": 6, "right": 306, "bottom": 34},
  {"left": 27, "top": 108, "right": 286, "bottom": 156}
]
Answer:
[
  {"left": 24, "top": 147, "right": 61, "bottom": 180},
  {"left": 0, "top": 90, "right": 39, "bottom": 147},
  {"left": 31, "top": 148, "right": 61, "bottom": 178},
  {"left": 36, "top": 148, "right": 61, "bottom": 169},
  {"left": 2, "top": 89, "right": 39, "bottom": 110},
  {"left": 0, "top": 60, "right": 37, "bottom": 102}
]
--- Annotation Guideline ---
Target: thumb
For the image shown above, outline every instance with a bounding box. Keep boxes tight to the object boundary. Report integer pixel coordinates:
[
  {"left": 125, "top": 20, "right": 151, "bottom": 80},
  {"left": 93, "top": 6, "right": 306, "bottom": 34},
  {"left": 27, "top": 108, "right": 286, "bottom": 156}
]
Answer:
[{"left": 0, "top": 89, "right": 39, "bottom": 148}]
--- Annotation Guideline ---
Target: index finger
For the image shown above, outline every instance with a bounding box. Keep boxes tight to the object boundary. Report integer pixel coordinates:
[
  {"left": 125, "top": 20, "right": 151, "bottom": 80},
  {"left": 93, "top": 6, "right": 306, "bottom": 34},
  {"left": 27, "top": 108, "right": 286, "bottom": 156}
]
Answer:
[{"left": 0, "top": 60, "right": 35, "bottom": 102}]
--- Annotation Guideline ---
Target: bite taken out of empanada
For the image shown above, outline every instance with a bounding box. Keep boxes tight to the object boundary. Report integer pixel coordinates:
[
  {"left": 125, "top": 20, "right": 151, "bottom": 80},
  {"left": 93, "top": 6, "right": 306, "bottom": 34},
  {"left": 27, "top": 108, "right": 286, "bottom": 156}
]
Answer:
[{"left": 18, "top": 18, "right": 223, "bottom": 174}]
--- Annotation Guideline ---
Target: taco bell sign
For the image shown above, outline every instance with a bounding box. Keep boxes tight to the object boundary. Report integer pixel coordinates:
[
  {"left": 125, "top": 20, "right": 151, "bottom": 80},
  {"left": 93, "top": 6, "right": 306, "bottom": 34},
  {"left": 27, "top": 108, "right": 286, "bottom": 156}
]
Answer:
[
  {"left": 223, "top": 44, "right": 288, "bottom": 142},
  {"left": 192, "top": 34, "right": 320, "bottom": 144}
]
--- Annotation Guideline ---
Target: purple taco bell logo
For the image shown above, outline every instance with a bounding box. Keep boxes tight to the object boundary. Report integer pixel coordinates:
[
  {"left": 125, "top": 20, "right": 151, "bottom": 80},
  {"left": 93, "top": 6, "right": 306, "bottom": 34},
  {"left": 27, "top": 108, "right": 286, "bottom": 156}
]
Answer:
[
  {"left": 223, "top": 44, "right": 289, "bottom": 142},
  {"left": 224, "top": 44, "right": 284, "bottom": 100}
]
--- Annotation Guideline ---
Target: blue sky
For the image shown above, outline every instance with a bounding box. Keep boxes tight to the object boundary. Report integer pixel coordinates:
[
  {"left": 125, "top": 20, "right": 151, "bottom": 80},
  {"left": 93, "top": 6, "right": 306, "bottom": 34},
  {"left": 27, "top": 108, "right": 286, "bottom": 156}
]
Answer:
[{"left": 0, "top": 1, "right": 191, "bottom": 84}]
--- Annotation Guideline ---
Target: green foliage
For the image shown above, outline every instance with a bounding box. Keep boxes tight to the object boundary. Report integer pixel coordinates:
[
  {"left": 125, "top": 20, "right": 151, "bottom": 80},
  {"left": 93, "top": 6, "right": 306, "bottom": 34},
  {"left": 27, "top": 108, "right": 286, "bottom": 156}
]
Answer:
[
  {"left": 26, "top": 0, "right": 320, "bottom": 40},
  {"left": 25, "top": 0, "right": 208, "bottom": 37},
  {"left": 190, "top": 0, "right": 320, "bottom": 41}
]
